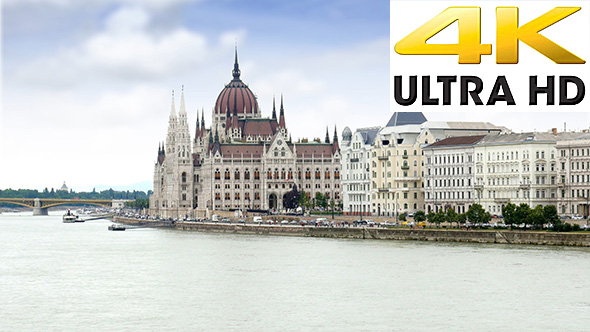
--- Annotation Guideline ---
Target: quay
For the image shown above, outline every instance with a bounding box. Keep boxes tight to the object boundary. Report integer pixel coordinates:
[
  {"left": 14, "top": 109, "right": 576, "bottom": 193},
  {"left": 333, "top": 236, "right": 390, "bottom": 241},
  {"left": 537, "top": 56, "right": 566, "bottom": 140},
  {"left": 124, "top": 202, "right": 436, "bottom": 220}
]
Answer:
[{"left": 114, "top": 217, "right": 590, "bottom": 247}]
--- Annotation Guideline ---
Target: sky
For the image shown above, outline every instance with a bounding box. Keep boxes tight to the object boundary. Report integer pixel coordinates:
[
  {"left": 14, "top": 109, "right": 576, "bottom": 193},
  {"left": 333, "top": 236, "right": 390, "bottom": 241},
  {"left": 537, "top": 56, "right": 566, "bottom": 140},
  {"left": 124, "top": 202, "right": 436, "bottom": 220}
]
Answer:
[{"left": 1, "top": 0, "right": 589, "bottom": 192}]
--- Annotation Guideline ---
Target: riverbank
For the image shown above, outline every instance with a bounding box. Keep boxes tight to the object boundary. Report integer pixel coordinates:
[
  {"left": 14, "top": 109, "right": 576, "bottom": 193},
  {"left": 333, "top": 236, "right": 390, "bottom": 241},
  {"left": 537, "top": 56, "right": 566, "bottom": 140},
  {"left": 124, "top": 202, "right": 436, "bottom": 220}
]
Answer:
[{"left": 114, "top": 217, "right": 590, "bottom": 247}]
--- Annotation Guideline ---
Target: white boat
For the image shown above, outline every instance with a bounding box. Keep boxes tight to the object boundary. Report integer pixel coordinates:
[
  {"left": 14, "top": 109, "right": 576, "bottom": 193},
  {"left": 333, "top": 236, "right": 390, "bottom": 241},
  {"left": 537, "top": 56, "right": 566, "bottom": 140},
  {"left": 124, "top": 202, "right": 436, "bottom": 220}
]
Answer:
[{"left": 63, "top": 209, "right": 78, "bottom": 223}]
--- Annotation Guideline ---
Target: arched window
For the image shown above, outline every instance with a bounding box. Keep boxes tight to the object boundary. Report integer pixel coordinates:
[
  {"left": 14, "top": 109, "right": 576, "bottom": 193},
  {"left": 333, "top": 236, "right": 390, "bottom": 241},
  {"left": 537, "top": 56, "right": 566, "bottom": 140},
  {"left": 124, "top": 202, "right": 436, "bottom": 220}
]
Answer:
[
  {"left": 335, "top": 168, "right": 340, "bottom": 180},
  {"left": 254, "top": 169, "right": 260, "bottom": 180},
  {"left": 224, "top": 169, "right": 230, "bottom": 180},
  {"left": 267, "top": 168, "right": 272, "bottom": 179},
  {"left": 214, "top": 169, "right": 220, "bottom": 180},
  {"left": 182, "top": 172, "right": 187, "bottom": 183},
  {"left": 234, "top": 169, "right": 240, "bottom": 180},
  {"left": 244, "top": 169, "right": 250, "bottom": 180},
  {"left": 315, "top": 168, "right": 321, "bottom": 179},
  {"left": 325, "top": 168, "right": 330, "bottom": 179},
  {"left": 281, "top": 168, "right": 286, "bottom": 179}
]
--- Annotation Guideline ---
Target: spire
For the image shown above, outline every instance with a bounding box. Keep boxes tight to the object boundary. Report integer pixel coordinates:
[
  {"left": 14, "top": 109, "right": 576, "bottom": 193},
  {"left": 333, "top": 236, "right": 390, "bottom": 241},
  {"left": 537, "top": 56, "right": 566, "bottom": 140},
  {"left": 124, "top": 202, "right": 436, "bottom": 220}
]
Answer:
[
  {"left": 201, "top": 107, "right": 205, "bottom": 137},
  {"left": 225, "top": 105, "right": 232, "bottom": 132},
  {"left": 333, "top": 125, "right": 338, "bottom": 142},
  {"left": 162, "top": 142, "right": 165, "bottom": 155},
  {"left": 232, "top": 45, "right": 241, "bottom": 80},
  {"left": 195, "top": 110, "right": 201, "bottom": 140},
  {"left": 158, "top": 142, "right": 161, "bottom": 155},
  {"left": 325, "top": 127, "right": 330, "bottom": 143},
  {"left": 214, "top": 127, "right": 219, "bottom": 142},
  {"left": 179, "top": 85, "right": 187, "bottom": 115},
  {"left": 272, "top": 96, "right": 277, "bottom": 119},
  {"left": 169, "top": 90, "right": 176, "bottom": 118},
  {"left": 209, "top": 130, "right": 213, "bottom": 144},
  {"left": 279, "top": 94, "right": 286, "bottom": 128}
]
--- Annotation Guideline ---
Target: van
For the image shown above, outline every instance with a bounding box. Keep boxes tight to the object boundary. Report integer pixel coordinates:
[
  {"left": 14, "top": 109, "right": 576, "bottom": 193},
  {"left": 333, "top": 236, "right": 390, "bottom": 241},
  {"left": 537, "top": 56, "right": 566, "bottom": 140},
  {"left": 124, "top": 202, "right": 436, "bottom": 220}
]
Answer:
[
  {"left": 211, "top": 214, "right": 219, "bottom": 222},
  {"left": 253, "top": 216, "right": 263, "bottom": 223}
]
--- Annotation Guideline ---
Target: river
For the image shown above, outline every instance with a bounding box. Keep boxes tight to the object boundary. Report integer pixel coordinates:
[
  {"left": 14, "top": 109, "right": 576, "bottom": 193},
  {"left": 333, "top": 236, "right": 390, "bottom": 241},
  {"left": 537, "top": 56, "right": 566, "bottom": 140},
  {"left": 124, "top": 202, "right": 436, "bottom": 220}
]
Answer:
[{"left": 2, "top": 211, "right": 590, "bottom": 331}]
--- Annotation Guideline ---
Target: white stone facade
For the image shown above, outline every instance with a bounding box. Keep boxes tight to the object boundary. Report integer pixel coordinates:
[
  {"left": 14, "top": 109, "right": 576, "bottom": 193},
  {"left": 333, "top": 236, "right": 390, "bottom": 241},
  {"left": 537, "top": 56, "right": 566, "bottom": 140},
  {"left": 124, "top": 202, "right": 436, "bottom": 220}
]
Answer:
[
  {"left": 340, "top": 127, "right": 380, "bottom": 216},
  {"left": 556, "top": 133, "right": 590, "bottom": 217}
]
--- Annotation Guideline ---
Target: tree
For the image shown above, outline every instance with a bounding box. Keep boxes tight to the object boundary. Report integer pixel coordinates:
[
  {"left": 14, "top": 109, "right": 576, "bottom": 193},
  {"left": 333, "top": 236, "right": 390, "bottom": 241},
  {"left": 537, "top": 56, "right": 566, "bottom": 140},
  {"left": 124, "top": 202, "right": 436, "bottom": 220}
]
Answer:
[
  {"left": 428, "top": 210, "right": 446, "bottom": 227},
  {"left": 543, "top": 205, "right": 559, "bottom": 225},
  {"left": 457, "top": 213, "right": 467, "bottom": 227},
  {"left": 527, "top": 205, "right": 545, "bottom": 229},
  {"left": 399, "top": 213, "right": 406, "bottom": 222},
  {"left": 514, "top": 203, "right": 531, "bottom": 229},
  {"left": 502, "top": 203, "right": 517, "bottom": 226},
  {"left": 466, "top": 204, "right": 491, "bottom": 225},
  {"left": 315, "top": 192, "right": 327, "bottom": 209},
  {"left": 299, "top": 191, "right": 312, "bottom": 210},
  {"left": 283, "top": 184, "right": 301, "bottom": 209},
  {"left": 446, "top": 208, "right": 458, "bottom": 227},
  {"left": 414, "top": 210, "right": 426, "bottom": 222}
]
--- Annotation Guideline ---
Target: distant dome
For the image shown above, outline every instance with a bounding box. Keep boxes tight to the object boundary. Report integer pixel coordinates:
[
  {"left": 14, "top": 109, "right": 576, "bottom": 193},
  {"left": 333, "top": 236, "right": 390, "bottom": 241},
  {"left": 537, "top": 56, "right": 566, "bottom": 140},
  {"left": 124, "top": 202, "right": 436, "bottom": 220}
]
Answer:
[
  {"left": 342, "top": 126, "right": 352, "bottom": 140},
  {"left": 214, "top": 49, "right": 259, "bottom": 116}
]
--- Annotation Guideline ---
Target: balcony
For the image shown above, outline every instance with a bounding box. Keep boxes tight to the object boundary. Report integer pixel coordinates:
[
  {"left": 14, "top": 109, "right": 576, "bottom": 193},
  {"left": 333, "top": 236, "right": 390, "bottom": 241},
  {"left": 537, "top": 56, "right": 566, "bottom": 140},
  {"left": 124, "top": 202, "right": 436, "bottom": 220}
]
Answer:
[
  {"left": 474, "top": 184, "right": 484, "bottom": 190},
  {"left": 519, "top": 184, "right": 530, "bottom": 189},
  {"left": 350, "top": 158, "right": 359, "bottom": 163},
  {"left": 378, "top": 187, "right": 390, "bottom": 192},
  {"left": 402, "top": 154, "right": 408, "bottom": 159},
  {"left": 401, "top": 165, "right": 410, "bottom": 170},
  {"left": 378, "top": 156, "right": 388, "bottom": 161}
]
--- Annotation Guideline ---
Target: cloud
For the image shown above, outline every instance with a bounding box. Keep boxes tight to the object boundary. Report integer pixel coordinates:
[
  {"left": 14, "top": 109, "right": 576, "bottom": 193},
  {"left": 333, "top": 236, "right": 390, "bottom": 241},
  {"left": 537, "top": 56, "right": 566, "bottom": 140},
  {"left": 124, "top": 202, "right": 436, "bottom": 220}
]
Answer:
[
  {"left": 2, "top": 0, "right": 199, "bottom": 9},
  {"left": 12, "top": 6, "right": 212, "bottom": 88}
]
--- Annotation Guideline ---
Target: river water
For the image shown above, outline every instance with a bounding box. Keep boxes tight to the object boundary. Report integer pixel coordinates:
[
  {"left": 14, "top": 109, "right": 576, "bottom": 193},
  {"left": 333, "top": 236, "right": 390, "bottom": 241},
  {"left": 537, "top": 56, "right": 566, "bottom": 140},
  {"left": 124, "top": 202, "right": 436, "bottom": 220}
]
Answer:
[{"left": 2, "top": 211, "right": 590, "bottom": 331}]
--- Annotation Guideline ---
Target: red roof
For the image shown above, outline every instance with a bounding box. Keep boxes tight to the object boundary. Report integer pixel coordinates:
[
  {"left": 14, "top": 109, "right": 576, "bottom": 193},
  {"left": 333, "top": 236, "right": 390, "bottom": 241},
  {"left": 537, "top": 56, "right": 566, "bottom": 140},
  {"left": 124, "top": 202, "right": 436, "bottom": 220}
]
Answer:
[
  {"left": 295, "top": 144, "right": 334, "bottom": 157},
  {"left": 221, "top": 144, "right": 265, "bottom": 158},
  {"left": 242, "top": 119, "right": 278, "bottom": 136}
]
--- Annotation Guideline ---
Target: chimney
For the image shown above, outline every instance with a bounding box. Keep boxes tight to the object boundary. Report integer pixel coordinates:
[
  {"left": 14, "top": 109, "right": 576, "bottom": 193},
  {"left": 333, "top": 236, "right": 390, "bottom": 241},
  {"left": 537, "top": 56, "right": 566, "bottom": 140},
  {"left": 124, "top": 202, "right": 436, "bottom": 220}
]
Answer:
[{"left": 552, "top": 128, "right": 557, "bottom": 135}]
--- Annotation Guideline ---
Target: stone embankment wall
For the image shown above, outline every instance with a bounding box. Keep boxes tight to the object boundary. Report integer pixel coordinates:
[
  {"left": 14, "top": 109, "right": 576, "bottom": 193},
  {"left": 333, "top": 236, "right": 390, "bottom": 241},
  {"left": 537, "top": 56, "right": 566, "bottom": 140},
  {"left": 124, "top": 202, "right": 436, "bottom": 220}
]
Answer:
[{"left": 169, "top": 222, "right": 590, "bottom": 247}]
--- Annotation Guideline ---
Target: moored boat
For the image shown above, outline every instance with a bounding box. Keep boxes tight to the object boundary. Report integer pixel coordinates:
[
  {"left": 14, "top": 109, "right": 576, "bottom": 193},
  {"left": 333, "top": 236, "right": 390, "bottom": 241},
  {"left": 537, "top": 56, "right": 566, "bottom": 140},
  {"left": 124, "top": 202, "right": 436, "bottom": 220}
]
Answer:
[{"left": 108, "top": 224, "right": 125, "bottom": 231}]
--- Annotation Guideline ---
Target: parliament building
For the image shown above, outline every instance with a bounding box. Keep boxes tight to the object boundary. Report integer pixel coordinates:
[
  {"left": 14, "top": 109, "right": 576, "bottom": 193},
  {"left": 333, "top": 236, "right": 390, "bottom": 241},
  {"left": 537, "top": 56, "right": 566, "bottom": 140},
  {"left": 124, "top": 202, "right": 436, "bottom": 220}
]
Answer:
[{"left": 149, "top": 50, "right": 341, "bottom": 218}]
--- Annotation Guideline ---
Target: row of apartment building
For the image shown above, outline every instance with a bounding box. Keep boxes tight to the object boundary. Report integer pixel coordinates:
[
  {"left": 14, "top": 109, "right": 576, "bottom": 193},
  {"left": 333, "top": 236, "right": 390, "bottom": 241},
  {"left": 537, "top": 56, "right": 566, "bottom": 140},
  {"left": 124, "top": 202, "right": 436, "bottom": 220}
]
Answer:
[{"left": 340, "top": 113, "right": 590, "bottom": 218}]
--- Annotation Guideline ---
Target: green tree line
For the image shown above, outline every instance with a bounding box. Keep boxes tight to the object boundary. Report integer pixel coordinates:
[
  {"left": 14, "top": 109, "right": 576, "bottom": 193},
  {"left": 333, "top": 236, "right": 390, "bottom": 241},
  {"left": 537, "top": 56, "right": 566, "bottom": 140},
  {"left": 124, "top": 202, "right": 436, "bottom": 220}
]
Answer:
[{"left": 0, "top": 188, "right": 152, "bottom": 200}]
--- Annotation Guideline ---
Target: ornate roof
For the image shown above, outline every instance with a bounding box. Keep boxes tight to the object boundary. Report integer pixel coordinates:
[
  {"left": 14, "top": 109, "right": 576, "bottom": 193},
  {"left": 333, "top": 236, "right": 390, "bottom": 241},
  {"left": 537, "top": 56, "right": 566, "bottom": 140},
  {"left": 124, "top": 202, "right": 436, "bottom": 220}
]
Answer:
[{"left": 214, "top": 48, "right": 259, "bottom": 116}]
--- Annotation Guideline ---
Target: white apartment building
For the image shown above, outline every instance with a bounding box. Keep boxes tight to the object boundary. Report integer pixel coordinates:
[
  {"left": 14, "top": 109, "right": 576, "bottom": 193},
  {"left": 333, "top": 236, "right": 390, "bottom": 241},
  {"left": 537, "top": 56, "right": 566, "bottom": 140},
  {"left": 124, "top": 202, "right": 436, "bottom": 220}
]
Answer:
[
  {"left": 371, "top": 112, "right": 504, "bottom": 217},
  {"left": 474, "top": 132, "right": 581, "bottom": 215},
  {"left": 556, "top": 133, "right": 590, "bottom": 217},
  {"left": 340, "top": 126, "right": 380, "bottom": 216},
  {"left": 423, "top": 135, "right": 485, "bottom": 214}
]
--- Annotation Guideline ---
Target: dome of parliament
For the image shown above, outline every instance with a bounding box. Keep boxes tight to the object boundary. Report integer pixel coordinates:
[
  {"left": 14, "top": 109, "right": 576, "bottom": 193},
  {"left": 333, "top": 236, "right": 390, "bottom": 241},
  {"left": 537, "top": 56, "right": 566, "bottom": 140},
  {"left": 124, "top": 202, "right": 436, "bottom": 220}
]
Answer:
[{"left": 214, "top": 49, "right": 259, "bottom": 116}]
